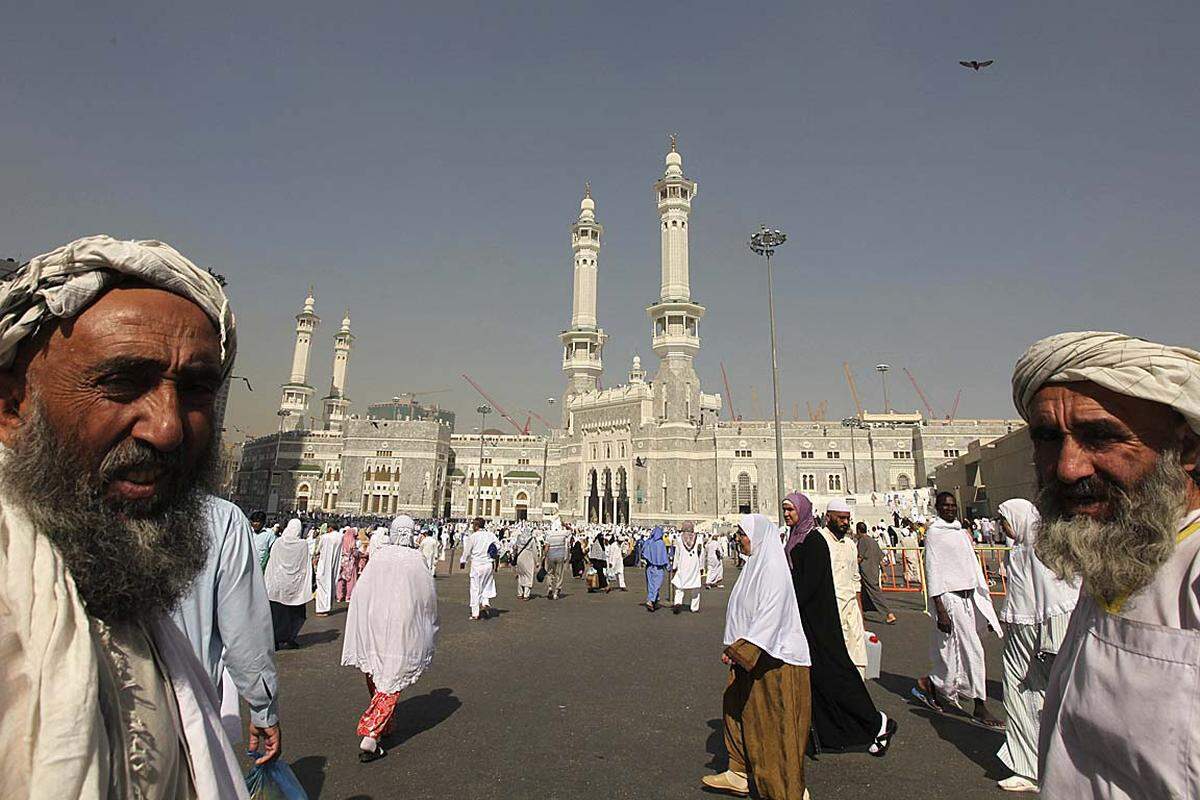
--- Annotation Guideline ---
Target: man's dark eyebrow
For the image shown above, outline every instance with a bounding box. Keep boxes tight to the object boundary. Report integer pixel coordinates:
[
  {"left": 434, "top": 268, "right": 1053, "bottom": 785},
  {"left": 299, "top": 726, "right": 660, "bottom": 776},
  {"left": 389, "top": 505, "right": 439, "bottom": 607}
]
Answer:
[
  {"left": 1072, "top": 419, "right": 1130, "bottom": 438},
  {"left": 86, "top": 355, "right": 166, "bottom": 377}
]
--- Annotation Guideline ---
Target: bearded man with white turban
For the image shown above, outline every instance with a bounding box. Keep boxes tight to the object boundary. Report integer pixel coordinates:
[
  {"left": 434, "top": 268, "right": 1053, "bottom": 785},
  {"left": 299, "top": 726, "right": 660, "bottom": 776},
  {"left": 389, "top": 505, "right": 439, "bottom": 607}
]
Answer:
[
  {"left": 341, "top": 514, "right": 438, "bottom": 762},
  {"left": 0, "top": 236, "right": 247, "bottom": 798},
  {"left": 1010, "top": 331, "right": 1200, "bottom": 799}
]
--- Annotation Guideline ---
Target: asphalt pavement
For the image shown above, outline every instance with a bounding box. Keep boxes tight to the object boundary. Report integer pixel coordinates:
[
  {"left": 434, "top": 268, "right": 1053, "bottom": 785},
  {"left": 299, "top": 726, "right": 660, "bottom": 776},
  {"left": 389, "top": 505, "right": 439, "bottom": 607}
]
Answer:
[{"left": 262, "top": 560, "right": 1009, "bottom": 799}]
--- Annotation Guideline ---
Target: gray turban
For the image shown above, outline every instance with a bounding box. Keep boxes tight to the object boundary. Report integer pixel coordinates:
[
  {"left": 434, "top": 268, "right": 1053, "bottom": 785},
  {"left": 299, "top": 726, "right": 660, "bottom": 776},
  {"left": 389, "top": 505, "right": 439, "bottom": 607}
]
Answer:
[
  {"left": 1012, "top": 331, "right": 1200, "bottom": 434},
  {"left": 0, "top": 234, "right": 236, "bottom": 372}
]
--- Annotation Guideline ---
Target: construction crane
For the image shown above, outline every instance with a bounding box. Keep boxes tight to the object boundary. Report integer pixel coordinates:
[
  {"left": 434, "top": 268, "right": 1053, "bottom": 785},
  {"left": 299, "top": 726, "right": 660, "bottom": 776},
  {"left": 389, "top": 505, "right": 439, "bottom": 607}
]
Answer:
[
  {"left": 948, "top": 389, "right": 962, "bottom": 422},
  {"left": 902, "top": 368, "right": 937, "bottom": 420},
  {"left": 806, "top": 400, "right": 828, "bottom": 421},
  {"left": 843, "top": 362, "right": 864, "bottom": 419},
  {"left": 792, "top": 401, "right": 800, "bottom": 421},
  {"left": 461, "top": 374, "right": 528, "bottom": 435},
  {"left": 526, "top": 408, "right": 556, "bottom": 432},
  {"left": 720, "top": 362, "right": 738, "bottom": 420},
  {"left": 750, "top": 386, "right": 763, "bottom": 419}
]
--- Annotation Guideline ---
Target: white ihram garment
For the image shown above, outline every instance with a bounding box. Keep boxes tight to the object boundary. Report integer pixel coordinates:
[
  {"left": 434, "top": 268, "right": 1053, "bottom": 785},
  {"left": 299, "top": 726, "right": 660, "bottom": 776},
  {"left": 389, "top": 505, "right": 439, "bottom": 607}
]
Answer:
[
  {"left": 924, "top": 518, "right": 1001, "bottom": 705},
  {"left": 672, "top": 535, "right": 703, "bottom": 611},
  {"left": 724, "top": 514, "right": 811, "bottom": 667},
  {"left": 420, "top": 535, "right": 439, "bottom": 575},
  {"left": 605, "top": 540, "right": 625, "bottom": 588},
  {"left": 341, "top": 542, "right": 438, "bottom": 693},
  {"left": 314, "top": 530, "right": 344, "bottom": 613},
  {"left": 460, "top": 531, "right": 499, "bottom": 617},
  {"left": 705, "top": 538, "right": 725, "bottom": 586},
  {"left": 821, "top": 528, "right": 867, "bottom": 674},
  {"left": 1039, "top": 510, "right": 1200, "bottom": 800}
]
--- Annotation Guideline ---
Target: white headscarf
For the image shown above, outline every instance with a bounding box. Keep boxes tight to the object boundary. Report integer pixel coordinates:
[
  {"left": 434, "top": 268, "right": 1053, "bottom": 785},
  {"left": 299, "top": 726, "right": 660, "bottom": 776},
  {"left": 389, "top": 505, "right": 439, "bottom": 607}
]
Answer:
[
  {"left": 1013, "top": 331, "right": 1200, "bottom": 433},
  {"left": 264, "top": 519, "right": 313, "bottom": 606},
  {"left": 998, "top": 499, "right": 1080, "bottom": 625},
  {"left": 0, "top": 235, "right": 236, "bottom": 372},
  {"left": 341, "top": 538, "right": 438, "bottom": 694},
  {"left": 723, "top": 514, "right": 811, "bottom": 667},
  {"left": 388, "top": 515, "right": 415, "bottom": 546}
]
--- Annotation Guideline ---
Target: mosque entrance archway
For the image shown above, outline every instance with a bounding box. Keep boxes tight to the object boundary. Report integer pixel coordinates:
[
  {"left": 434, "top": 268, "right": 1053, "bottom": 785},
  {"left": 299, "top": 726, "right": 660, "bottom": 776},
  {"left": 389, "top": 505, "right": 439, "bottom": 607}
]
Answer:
[
  {"left": 296, "top": 483, "right": 312, "bottom": 513},
  {"left": 587, "top": 469, "right": 600, "bottom": 523},
  {"left": 616, "top": 467, "right": 629, "bottom": 525},
  {"left": 896, "top": 474, "right": 912, "bottom": 490},
  {"left": 735, "top": 472, "right": 753, "bottom": 515},
  {"left": 601, "top": 469, "right": 614, "bottom": 524},
  {"left": 515, "top": 491, "right": 529, "bottom": 521}
]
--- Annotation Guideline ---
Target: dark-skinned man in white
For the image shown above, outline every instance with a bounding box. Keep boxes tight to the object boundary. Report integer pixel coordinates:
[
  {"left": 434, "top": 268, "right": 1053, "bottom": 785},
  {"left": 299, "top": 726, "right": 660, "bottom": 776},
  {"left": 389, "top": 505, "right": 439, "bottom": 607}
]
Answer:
[{"left": 1012, "top": 331, "right": 1200, "bottom": 799}]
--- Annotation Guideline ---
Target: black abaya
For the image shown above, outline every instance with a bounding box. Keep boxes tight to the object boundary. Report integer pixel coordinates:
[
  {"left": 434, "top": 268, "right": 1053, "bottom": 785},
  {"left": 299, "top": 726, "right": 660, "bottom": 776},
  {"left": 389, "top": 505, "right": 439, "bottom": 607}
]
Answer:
[{"left": 789, "top": 532, "right": 881, "bottom": 749}]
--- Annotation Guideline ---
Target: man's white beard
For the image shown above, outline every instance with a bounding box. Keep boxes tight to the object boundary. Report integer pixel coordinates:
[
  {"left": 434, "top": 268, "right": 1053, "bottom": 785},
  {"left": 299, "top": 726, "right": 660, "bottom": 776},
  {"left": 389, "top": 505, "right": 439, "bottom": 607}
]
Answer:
[
  {"left": 0, "top": 400, "right": 214, "bottom": 623},
  {"left": 1036, "top": 450, "right": 1189, "bottom": 606}
]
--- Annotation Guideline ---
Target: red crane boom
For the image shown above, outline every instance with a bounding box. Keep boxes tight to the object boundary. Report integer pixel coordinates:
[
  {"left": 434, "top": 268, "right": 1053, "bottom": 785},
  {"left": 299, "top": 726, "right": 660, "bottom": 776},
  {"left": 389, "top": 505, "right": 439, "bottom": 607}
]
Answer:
[
  {"left": 461, "top": 373, "right": 528, "bottom": 434},
  {"left": 720, "top": 361, "right": 737, "bottom": 420},
  {"left": 902, "top": 368, "right": 937, "bottom": 420},
  {"left": 948, "top": 389, "right": 962, "bottom": 422},
  {"left": 526, "top": 409, "right": 555, "bottom": 432}
]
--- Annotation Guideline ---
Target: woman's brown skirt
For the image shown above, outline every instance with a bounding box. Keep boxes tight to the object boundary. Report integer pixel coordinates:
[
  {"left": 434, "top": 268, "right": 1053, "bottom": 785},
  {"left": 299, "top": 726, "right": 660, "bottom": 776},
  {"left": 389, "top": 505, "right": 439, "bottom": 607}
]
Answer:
[{"left": 723, "top": 641, "right": 811, "bottom": 799}]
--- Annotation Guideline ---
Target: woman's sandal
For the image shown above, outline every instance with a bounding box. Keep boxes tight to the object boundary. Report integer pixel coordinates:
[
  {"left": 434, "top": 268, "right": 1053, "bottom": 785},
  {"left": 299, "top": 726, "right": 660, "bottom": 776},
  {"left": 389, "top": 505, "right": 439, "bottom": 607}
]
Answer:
[
  {"left": 358, "top": 745, "right": 386, "bottom": 763},
  {"left": 910, "top": 685, "right": 946, "bottom": 715},
  {"left": 869, "top": 718, "right": 899, "bottom": 757}
]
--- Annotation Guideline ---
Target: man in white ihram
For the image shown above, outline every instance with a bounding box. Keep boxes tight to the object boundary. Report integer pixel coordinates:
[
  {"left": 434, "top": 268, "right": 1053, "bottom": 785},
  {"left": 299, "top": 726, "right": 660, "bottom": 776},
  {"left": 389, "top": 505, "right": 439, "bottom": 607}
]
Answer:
[
  {"left": 460, "top": 517, "right": 499, "bottom": 620},
  {"left": 1009, "top": 331, "right": 1200, "bottom": 799}
]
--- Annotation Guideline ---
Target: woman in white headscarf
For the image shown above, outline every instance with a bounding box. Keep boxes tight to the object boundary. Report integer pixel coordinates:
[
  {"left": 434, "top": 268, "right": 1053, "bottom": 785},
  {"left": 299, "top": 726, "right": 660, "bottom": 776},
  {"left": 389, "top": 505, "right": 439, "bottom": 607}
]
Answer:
[
  {"left": 264, "top": 519, "right": 313, "bottom": 650},
  {"left": 702, "top": 514, "right": 812, "bottom": 799},
  {"left": 341, "top": 515, "right": 438, "bottom": 763},
  {"left": 995, "top": 499, "right": 1080, "bottom": 794}
]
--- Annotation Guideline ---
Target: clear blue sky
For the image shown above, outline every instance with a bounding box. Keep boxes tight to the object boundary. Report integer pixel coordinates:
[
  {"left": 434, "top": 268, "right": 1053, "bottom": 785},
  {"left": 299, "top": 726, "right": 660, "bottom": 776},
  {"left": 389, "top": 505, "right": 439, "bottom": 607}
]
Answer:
[{"left": 4, "top": 1, "right": 1198, "bottom": 436}]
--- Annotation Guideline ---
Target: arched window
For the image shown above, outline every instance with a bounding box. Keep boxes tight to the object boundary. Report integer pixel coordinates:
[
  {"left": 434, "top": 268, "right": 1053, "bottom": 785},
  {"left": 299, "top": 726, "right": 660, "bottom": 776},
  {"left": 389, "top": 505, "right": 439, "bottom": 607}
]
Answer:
[
  {"left": 897, "top": 474, "right": 912, "bottom": 490},
  {"left": 801, "top": 473, "right": 816, "bottom": 491},
  {"left": 827, "top": 474, "right": 843, "bottom": 492}
]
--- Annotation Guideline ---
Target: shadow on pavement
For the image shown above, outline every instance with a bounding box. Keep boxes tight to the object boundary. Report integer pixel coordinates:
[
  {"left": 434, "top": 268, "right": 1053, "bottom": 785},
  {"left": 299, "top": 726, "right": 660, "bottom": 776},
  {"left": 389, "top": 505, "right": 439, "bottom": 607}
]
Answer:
[
  {"left": 704, "top": 718, "right": 727, "bottom": 769},
  {"left": 289, "top": 754, "right": 327, "bottom": 798},
  {"left": 295, "top": 629, "right": 341, "bottom": 647},
  {"left": 382, "top": 687, "right": 462, "bottom": 748},
  {"left": 877, "top": 671, "right": 1006, "bottom": 780}
]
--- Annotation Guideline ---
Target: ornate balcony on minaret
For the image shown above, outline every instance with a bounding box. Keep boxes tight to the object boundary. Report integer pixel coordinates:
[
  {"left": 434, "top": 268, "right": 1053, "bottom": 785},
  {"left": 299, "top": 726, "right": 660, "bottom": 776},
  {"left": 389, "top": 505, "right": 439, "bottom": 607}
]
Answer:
[
  {"left": 279, "top": 288, "right": 319, "bottom": 431},
  {"left": 561, "top": 183, "right": 607, "bottom": 421},
  {"left": 647, "top": 135, "right": 705, "bottom": 363}
]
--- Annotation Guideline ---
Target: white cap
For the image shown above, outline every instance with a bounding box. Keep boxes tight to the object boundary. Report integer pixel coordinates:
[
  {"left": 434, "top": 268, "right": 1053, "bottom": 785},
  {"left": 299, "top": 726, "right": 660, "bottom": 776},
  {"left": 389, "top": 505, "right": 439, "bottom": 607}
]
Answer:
[{"left": 826, "top": 499, "right": 851, "bottom": 514}]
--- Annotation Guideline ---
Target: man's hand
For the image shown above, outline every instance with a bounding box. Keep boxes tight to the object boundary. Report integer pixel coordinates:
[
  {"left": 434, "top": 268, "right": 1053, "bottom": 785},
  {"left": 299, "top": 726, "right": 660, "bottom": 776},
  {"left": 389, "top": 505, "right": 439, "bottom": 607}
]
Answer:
[
  {"left": 249, "top": 723, "right": 282, "bottom": 765},
  {"left": 936, "top": 613, "right": 952, "bottom": 635},
  {"left": 721, "top": 653, "right": 732, "bottom": 665}
]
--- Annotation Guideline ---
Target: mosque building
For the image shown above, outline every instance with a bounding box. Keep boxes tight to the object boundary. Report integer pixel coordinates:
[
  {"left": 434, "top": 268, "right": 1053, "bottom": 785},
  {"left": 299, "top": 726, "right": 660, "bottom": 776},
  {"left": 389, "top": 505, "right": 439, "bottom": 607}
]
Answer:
[{"left": 232, "top": 139, "right": 1022, "bottom": 523}]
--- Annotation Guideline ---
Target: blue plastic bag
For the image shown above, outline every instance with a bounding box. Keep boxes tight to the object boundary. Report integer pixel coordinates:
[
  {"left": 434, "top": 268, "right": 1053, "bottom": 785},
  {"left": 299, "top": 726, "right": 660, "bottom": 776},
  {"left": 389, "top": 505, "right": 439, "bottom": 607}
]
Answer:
[{"left": 244, "top": 753, "right": 309, "bottom": 800}]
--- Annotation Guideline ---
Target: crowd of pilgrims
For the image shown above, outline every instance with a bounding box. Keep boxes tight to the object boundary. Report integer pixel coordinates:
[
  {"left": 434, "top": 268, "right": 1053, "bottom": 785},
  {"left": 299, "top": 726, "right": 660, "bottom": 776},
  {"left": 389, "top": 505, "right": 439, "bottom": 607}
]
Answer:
[{"left": 249, "top": 490, "right": 1063, "bottom": 797}]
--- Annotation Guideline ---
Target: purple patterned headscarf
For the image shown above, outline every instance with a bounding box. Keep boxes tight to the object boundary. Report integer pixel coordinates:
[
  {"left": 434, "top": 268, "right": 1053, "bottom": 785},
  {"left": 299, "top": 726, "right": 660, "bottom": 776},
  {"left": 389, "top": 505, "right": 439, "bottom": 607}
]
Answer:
[{"left": 783, "top": 491, "right": 814, "bottom": 564}]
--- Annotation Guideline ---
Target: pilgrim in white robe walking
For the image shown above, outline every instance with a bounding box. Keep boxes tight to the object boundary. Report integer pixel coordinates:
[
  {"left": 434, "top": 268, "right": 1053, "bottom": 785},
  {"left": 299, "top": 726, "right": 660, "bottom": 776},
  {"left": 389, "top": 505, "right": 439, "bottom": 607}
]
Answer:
[
  {"left": 264, "top": 519, "right": 314, "bottom": 648},
  {"left": 923, "top": 518, "right": 1001, "bottom": 706},
  {"left": 460, "top": 527, "right": 499, "bottom": 618},
  {"left": 820, "top": 523, "right": 868, "bottom": 678},
  {"left": 605, "top": 536, "right": 626, "bottom": 589},
  {"left": 705, "top": 535, "right": 725, "bottom": 587},
  {"left": 419, "top": 530, "right": 440, "bottom": 576},
  {"left": 672, "top": 526, "right": 704, "bottom": 612},
  {"left": 314, "top": 527, "right": 344, "bottom": 615},
  {"left": 994, "top": 499, "right": 1078, "bottom": 791},
  {"left": 341, "top": 515, "right": 438, "bottom": 760}
]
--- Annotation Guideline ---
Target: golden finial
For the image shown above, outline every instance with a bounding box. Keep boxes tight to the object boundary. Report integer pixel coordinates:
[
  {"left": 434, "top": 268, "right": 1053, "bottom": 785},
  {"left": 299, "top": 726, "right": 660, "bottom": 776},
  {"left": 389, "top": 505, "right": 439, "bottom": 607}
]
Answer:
[
  {"left": 584, "top": 180, "right": 591, "bottom": 199},
  {"left": 669, "top": 132, "right": 678, "bottom": 152}
]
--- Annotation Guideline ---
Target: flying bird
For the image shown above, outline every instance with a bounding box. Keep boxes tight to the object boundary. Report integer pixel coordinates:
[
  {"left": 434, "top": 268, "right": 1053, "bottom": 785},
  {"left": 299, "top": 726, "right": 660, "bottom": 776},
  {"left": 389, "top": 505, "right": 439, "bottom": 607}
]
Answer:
[{"left": 959, "top": 60, "right": 994, "bottom": 71}]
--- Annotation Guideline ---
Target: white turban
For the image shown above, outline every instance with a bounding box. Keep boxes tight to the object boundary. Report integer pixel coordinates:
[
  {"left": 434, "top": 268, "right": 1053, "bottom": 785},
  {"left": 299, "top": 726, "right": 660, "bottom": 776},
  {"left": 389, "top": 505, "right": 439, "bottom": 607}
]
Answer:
[
  {"left": 0, "top": 235, "right": 236, "bottom": 371},
  {"left": 826, "top": 498, "right": 851, "bottom": 514},
  {"left": 1012, "top": 331, "right": 1200, "bottom": 434},
  {"left": 389, "top": 515, "right": 416, "bottom": 546}
]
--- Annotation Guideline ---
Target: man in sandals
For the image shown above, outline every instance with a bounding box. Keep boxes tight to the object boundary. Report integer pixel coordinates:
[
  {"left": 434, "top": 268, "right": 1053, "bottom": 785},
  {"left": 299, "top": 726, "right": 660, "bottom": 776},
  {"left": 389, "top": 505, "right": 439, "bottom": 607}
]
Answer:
[{"left": 912, "top": 492, "right": 1006, "bottom": 731}]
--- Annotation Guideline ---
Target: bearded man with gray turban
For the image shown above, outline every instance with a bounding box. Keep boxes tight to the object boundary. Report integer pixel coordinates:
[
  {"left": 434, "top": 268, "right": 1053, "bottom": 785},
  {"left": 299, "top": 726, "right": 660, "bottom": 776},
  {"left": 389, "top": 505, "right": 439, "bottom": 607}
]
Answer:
[
  {"left": 1012, "top": 330, "right": 1200, "bottom": 800},
  {"left": 0, "top": 236, "right": 249, "bottom": 799}
]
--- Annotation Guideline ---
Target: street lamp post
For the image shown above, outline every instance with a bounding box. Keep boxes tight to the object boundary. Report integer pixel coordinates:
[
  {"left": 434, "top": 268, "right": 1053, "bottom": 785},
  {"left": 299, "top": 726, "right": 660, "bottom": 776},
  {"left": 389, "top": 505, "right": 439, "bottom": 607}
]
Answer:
[
  {"left": 876, "top": 364, "right": 891, "bottom": 414},
  {"left": 541, "top": 398, "right": 555, "bottom": 513},
  {"left": 474, "top": 405, "right": 491, "bottom": 520},
  {"left": 749, "top": 226, "right": 788, "bottom": 526}
]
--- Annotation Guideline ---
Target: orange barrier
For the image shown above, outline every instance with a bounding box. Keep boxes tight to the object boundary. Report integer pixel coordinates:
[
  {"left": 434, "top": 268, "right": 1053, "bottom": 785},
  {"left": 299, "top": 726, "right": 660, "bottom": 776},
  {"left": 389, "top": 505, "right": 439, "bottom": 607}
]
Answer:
[{"left": 881, "top": 546, "right": 1010, "bottom": 598}]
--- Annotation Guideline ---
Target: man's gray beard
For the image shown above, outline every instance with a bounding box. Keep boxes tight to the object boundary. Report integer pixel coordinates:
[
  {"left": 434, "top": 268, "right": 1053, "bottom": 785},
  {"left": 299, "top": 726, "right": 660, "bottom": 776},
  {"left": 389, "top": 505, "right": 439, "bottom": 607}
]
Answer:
[
  {"left": 0, "top": 401, "right": 216, "bottom": 623},
  {"left": 1036, "top": 450, "right": 1189, "bottom": 606}
]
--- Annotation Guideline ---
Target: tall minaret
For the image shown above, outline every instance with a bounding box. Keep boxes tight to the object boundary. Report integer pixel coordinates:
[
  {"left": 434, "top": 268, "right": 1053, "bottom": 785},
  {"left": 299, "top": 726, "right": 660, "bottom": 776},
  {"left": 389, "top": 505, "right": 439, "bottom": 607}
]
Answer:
[
  {"left": 279, "top": 288, "right": 320, "bottom": 431},
  {"left": 646, "top": 135, "right": 705, "bottom": 425},
  {"left": 322, "top": 311, "right": 354, "bottom": 431},
  {"left": 559, "top": 182, "right": 607, "bottom": 426}
]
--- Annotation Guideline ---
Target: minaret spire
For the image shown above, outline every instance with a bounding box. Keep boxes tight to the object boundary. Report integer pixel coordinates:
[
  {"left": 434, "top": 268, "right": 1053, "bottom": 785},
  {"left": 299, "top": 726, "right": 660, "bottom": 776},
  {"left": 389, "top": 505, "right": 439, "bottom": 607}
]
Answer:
[
  {"left": 646, "top": 136, "right": 705, "bottom": 425},
  {"left": 279, "top": 290, "right": 320, "bottom": 430},
  {"left": 559, "top": 185, "right": 607, "bottom": 426},
  {"left": 322, "top": 310, "right": 355, "bottom": 431}
]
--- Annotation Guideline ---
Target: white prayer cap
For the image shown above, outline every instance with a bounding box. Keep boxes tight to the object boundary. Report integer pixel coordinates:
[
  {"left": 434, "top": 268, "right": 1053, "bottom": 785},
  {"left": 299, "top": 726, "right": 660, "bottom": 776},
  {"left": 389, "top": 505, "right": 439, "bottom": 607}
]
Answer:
[
  {"left": 389, "top": 515, "right": 415, "bottom": 545},
  {"left": 0, "top": 235, "right": 236, "bottom": 372},
  {"left": 826, "top": 499, "right": 851, "bottom": 514},
  {"left": 1012, "top": 331, "right": 1200, "bottom": 434}
]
